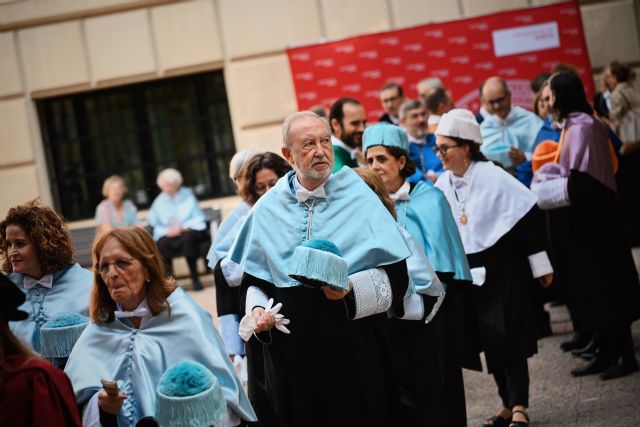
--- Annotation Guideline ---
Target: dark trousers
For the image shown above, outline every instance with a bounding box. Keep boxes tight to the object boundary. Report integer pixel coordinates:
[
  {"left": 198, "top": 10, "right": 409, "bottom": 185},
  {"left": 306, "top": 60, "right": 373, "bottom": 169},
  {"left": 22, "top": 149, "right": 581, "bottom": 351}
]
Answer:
[
  {"left": 157, "top": 231, "right": 204, "bottom": 287},
  {"left": 598, "top": 323, "right": 635, "bottom": 362},
  {"left": 493, "top": 359, "right": 530, "bottom": 408}
]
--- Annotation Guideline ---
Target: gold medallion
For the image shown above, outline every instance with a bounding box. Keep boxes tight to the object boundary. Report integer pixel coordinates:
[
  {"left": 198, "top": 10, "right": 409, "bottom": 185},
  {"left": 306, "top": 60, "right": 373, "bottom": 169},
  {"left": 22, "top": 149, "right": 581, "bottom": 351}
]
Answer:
[{"left": 460, "top": 212, "right": 468, "bottom": 225}]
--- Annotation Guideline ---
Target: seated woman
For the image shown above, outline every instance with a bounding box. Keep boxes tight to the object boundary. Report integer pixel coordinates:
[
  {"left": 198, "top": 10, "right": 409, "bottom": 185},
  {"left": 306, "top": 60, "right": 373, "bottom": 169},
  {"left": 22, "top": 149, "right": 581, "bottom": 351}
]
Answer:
[
  {"left": 148, "top": 168, "right": 207, "bottom": 291},
  {"left": 95, "top": 175, "right": 139, "bottom": 239},
  {"left": 64, "top": 227, "right": 256, "bottom": 426},
  {"left": 0, "top": 199, "right": 92, "bottom": 352},
  {"left": 0, "top": 274, "right": 82, "bottom": 427}
]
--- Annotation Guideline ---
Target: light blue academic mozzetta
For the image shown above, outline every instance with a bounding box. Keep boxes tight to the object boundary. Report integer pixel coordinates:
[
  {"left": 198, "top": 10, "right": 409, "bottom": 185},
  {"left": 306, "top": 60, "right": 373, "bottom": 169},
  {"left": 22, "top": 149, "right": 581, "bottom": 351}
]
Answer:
[
  {"left": 9, "top": 263, "right": 92, "bottom": 352},
  {"left": 229, "top": 167, "right": 412, "bottom": 288},
  {"left": 148, "top": 187, "right": 206, "bottom": 241},
  {"left": 64, "top": 287, "right": 256, "bottom": 426},
  {"left": 362, "top": 123, "right": 472, "bottom": 283}
]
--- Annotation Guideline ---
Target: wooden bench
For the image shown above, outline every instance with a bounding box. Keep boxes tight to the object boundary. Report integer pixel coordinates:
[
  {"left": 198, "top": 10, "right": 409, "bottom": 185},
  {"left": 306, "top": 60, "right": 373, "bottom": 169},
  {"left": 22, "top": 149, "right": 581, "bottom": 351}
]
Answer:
[{"left": 69, "top": 206, "right": 223, "bottom": 272}]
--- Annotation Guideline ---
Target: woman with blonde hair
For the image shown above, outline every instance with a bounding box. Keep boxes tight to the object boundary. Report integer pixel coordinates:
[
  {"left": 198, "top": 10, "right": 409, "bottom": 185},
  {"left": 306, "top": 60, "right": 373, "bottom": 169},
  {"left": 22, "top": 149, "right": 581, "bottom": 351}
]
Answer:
[{"left": 95, "top": 175, "right": 139, "bottom": 238}]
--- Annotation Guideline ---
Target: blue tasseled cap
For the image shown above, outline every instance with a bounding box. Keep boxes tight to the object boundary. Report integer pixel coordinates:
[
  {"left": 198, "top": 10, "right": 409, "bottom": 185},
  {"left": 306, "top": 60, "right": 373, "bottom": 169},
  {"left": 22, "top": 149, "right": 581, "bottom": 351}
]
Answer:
[
  {"left": 155, "top": 361, "right": 225, "bottom": 427},
  {"left": 39, "top": 312, "right": 90, "bottom": 358},
  {"left": 301, "top": 239, "right": 342, "bottom": 257},
  {"left": 362, "top": 122, "right": 409, "bottom": 155},
  {"left": 157, "top": 361, "right": 215, "bottom": 397},
  {"left": 288, "top": 239, "right": 349, "bottom": 291},
  {"left": 42, "top": 313, "right": 89, "bottom": 329}
]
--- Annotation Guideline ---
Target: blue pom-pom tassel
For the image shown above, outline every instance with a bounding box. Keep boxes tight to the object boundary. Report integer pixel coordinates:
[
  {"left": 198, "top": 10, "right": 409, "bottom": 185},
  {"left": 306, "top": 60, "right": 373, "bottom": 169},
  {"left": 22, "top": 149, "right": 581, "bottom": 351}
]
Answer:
[
  {"left": 301, "top": 239, "right": 343, "bottom": 256},
  {"left": 157, "top": 361, "right": 214, "bottom": 397},
  {"left": 155, "top": 361, "right": 225, "bottom": 427},
  {"left": 42, "top": 313, "right": 89, "bottom": 328}
]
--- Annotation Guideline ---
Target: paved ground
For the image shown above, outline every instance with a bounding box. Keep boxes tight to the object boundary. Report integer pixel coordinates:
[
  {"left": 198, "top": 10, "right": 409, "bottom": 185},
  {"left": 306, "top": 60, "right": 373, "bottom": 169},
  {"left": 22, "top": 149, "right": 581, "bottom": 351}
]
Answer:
[{"left": 185, "top": 250, "right": 640, "bottom": 427}]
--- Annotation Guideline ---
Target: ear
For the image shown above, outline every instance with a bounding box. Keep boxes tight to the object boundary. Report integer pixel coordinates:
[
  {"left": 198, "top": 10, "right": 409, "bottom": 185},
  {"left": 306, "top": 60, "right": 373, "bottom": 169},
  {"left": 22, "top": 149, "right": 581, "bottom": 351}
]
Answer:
[
  {"left": 330, "top": 118, "right": 341, "bottom": 136},
  {"left": 399, "top": 155, "right": 407, "bottom": 170},
  {"left": 281, "top": 147, "right": 294, "bottom": 166}
]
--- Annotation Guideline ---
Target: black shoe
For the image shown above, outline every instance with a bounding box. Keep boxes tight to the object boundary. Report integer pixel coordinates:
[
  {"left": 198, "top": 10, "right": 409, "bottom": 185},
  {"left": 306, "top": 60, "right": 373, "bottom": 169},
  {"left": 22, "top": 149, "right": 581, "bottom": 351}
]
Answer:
[
  {"left": 571, "top": 339, "right": 597, "bottom": 357},
  {"left": 571, "top": 356, "right": 611, "bottom": 377},
  {"left": 600, "top": 356, "right": 639, "bottom": 380},
  {"left": 561, "top": 333, "right": 591, "bottom": 352}
]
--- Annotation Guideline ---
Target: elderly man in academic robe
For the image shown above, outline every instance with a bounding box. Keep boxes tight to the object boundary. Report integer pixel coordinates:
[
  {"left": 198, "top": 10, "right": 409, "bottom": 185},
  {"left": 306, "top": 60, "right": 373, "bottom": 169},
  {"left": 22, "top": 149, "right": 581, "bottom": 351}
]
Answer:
[{"left": 229, "top": 111, "right": 412, "bottom": 427}]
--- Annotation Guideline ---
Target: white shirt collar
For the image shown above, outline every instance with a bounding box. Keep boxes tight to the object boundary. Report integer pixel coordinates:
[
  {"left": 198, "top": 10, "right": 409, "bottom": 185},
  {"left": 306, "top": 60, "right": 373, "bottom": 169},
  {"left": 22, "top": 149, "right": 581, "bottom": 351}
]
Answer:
[
  {"left": 407, "top": 132, "right": 426, "bottom": 144},
  {"left": 23, "top": 274, "right": 53, "bottom": 290},
  {"left": 331, "top": 135, "right": 358, "bottom": 159},
  {"left": 114, "top": 297, "right": 151, "bottom": 322},
  {"left": 294, "top": 175, "right": 330, "bottom": 202},
  {"left": 389, "top": 180, "right": 411, "bottom": 202}
]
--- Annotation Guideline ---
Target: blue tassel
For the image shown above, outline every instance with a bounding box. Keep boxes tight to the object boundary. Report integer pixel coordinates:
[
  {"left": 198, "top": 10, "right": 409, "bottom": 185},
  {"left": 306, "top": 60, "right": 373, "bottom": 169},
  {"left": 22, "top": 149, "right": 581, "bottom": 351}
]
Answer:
[{"left": 155, "top": 361, "right": 225, "bottom": 427}]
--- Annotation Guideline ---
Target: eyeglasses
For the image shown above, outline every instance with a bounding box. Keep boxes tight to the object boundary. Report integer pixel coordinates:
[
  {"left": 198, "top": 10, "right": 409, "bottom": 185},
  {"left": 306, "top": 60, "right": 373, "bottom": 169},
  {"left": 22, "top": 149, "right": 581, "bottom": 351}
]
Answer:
[
  {"left": 253, "top": 180, "right": 278, "bottom": 194},
  {"left": 432, "top": 144, "right": 461, "bottom": 155},
  {"left": 486, "top": 95, "right": 507, "bottom": 106},
  {"left": 97, "top": 258, "right": 136, "bottom": 276}
]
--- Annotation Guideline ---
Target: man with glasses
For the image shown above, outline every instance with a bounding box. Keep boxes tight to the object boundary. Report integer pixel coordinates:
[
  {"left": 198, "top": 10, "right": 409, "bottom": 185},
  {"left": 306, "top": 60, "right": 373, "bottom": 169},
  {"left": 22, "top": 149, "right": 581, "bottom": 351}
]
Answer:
[
  {"left": 479, "top": 76, "right": 545, "bottom": 187},
  {"left": 399, "top": 99, "right": 442, "bottom": 183},
  {"left": 378, "top": 82, "right": 405, "bottom": 125}
]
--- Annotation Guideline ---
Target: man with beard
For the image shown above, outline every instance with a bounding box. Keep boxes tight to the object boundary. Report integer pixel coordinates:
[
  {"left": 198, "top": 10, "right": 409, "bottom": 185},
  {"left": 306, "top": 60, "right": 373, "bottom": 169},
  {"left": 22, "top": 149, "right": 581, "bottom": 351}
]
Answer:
[
  {"left": 400, "top": 99, "right": 443, "bottom": 183},
  {"left": 329, "top": 97, "right": 367, "bottom": 171},
  {"left": 229, "top": 111, "right": 412, "bottom": 427}
]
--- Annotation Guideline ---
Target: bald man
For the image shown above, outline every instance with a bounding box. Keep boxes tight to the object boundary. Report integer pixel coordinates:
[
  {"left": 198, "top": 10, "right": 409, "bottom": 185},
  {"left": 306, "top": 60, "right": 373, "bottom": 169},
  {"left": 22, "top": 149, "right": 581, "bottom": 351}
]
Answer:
[{"left": 479, "top": 76, "right": 547, "bottom": 187}]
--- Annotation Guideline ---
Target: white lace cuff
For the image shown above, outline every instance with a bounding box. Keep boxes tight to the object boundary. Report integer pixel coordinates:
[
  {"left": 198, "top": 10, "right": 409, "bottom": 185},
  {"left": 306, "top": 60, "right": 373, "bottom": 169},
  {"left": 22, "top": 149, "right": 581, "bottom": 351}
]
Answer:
[
  {"left": 350, "top": 268, "right": 393, "bottom": 320},
  {"left": 245, "top": 286, "right": 269, "bottom": 315},
  {"left": 220, "top": 257, "right": 244, "bottom": 288},
  {"left": 528, "top": 251, "right": 553, "bottom": 278},
  {"left": 532, "top": 177, "right": 570, "bottom": 210}
]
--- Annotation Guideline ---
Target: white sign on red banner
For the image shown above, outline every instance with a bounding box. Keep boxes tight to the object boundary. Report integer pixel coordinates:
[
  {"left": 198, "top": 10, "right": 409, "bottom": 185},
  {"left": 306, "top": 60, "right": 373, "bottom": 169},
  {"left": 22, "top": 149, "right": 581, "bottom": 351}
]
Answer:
[{"left": 287, "top": 0, "right": 594, "bottom": 123}]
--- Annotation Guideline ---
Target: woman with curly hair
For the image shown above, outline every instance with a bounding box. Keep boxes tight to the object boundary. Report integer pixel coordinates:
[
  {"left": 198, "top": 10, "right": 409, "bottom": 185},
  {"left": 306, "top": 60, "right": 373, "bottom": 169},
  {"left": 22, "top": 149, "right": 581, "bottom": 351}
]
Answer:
[{"left": 0, "top": 199, "right": 92, "bottom": 352}]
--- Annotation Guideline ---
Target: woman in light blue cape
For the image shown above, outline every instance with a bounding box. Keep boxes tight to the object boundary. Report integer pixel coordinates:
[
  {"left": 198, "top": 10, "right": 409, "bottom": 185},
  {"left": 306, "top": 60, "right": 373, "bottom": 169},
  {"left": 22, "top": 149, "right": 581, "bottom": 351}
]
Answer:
[
  {"left": 0, "top": 199, "right": 92, "bottom": 352},
  {"left": 64, "top": 227, "right": 255, "bottom": 427},
  {"left": 148, "top": 168, "right": 207, "bottom": 290},
  {"left": 363, "top": 122, "right": 472, "bottom": 427}
]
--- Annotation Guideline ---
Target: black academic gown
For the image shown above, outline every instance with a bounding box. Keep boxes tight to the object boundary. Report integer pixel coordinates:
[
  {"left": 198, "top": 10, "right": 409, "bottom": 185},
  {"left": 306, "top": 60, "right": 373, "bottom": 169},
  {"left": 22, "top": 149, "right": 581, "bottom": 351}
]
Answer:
[
  {"left": 460, "top": 206, "right": 546, "bottom": 373},
  {"left": 547, "top": 171, "right": 640, "bottom": 335},
  {"left": 214, "top": 261, "right": 280, "bottom": 427},
  {"left": 241, "top": 260, "right": 408, "bottom": 427}
]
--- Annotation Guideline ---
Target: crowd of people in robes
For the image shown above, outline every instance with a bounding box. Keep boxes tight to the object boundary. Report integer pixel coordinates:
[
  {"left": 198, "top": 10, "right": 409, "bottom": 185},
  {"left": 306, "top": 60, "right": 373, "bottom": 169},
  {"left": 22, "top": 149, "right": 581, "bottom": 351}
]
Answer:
[{"left": 1, "top": 59, "right": 639, "bottom": 427}]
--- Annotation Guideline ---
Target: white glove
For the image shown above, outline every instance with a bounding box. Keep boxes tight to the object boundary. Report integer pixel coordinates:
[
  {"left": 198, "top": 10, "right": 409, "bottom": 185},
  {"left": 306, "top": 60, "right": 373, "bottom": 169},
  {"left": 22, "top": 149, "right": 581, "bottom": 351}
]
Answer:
[{"left": 238, "top": 298, "right": 291, "bottom": 342}]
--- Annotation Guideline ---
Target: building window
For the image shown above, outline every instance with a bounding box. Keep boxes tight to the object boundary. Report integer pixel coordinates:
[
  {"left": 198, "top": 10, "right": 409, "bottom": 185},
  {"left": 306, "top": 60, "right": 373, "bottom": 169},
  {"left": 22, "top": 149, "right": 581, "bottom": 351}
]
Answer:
[{"left": 37, "top": 71, "right": 236, "bottom": 221}]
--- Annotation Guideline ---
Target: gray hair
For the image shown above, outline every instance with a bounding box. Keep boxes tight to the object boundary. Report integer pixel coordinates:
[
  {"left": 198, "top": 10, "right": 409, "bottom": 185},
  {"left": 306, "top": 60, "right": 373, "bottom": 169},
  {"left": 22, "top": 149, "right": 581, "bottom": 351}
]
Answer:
[
  {"left": 229, "top": 149, "right": 264, "bottom": 181},
  {"left": 156, "top": 168, "right": 183, "bottom": 188},
  {"left": 399, "top": 99, "right": 425, "bottom": 120},
  {"left": 281, "top": 111, "right": 331, "bottom": 149},
  {"left": 417, "top": 77, "right": 443, "bottom": 94}
]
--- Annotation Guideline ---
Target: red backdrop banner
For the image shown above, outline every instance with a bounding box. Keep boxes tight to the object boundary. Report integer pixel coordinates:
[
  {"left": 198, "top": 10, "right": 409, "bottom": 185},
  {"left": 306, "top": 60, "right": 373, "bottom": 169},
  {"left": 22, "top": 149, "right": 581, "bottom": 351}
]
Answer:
[{"left": 287, "top": 0, "right": 594, "bottom": 123}]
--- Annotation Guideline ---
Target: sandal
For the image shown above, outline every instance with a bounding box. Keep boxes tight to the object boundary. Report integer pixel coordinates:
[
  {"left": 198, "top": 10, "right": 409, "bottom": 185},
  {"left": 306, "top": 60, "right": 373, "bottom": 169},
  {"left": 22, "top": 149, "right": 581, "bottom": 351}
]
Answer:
[
  {"left": 482, "top": 415, "right": 511, "bottom": 427},
  {"left": 509, "top": 409, "right": 529, "bottom": 426}
]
